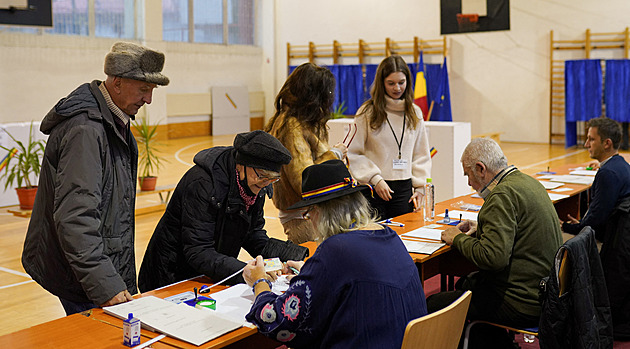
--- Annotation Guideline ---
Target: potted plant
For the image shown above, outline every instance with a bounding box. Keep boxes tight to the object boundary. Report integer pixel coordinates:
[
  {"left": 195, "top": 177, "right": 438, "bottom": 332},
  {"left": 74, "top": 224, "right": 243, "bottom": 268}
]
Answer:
[
  {"left": 0, "top": 122, "right": 46, "bottom": 210},
  {"left": 132, "top": 117, "right": 166, "bottom": 191},
  {"left": 331, "top": 101, "right": 348, "bottom": 119}
]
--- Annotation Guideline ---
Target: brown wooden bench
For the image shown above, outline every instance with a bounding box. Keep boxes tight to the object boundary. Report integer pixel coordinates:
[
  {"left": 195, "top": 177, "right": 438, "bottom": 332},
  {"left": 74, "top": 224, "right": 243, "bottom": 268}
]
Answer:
[{"left": 136, "top": 184, "right": 176, "bottom": 204}]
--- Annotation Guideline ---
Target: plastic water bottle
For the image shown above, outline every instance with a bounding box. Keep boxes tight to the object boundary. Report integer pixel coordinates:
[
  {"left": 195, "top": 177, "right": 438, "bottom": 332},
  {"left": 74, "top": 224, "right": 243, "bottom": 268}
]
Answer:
[{"left": 423, "top": 178, "right": 435, "bottom": 222}]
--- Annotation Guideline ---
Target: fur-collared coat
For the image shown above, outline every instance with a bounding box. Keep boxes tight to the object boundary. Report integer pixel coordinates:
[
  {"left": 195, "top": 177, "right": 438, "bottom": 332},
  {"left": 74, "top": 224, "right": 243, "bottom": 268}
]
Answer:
[{"left": 267, "top": 112, "right": 338, "bottom": 242}]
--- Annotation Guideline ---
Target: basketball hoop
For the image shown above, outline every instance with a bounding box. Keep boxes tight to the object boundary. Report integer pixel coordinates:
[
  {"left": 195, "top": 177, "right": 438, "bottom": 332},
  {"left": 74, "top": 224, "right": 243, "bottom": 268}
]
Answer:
[{"left": 456, "top": 13, "right": 479, "bottom": 32}]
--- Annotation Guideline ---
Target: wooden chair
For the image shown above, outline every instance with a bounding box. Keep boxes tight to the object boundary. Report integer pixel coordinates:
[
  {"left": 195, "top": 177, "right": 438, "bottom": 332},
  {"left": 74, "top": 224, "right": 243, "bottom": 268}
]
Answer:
[
  {"left": 461, "top": 250, "right": 571, "bottom": 348},
  {"left": 400, "top": 290, "right": 472, "bottom": 349}
]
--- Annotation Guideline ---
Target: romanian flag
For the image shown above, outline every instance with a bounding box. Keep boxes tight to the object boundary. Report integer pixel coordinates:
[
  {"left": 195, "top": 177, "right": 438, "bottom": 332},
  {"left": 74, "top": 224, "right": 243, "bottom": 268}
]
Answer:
[
  {"left": 430, "top": 147, "right": 437, "bottom": 158},
  {"left": 0, "top": 148, "right": 17, "bottom": 172},
  {"left": 414, "top": 53, "right": 429, "bottom": 121}
]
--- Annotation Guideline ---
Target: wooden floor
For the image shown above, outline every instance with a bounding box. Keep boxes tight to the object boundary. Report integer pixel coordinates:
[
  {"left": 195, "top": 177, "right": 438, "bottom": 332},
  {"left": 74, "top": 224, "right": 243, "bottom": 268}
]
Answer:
[{"left": 0, "top": 135, "right": 596, "bottom": 337}]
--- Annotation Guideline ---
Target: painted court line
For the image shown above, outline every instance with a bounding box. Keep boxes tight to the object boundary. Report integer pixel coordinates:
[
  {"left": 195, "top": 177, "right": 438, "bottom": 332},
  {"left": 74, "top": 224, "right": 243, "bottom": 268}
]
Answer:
[
  {"left": 520, "top": 150, "right": 587, "bottom": 170},
  {"left": 0, "top": 266, "right": 31, "bottom": 278},
  {"left": 174, "top": 141, "right": 209, "bottom": 167},
  {"left": 0, "top": 280, "right": 34, "bottom": 290}
]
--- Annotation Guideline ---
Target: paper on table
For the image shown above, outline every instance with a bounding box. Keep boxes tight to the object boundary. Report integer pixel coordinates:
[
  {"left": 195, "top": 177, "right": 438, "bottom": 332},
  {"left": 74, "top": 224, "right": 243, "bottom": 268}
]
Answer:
[
  {"left": 401, "top": 227, "right": 443, "bottom": 240},
  {"left": 544, "top": 175, "right": 594, "bottom": 185},
  {"left": 552, "top": 187, "right": 573, "bottom": 192},
  {"left": 401, "top": 239, "right": 445, "bottom": 255},
  {"left": 548, "top": 193, "right": 570, "bottom": 201},
  {"left": 436, "top": 210, "right": 478, "bottom": 222},
  {"left": 570, "top": 170, "right": 597, "bottom": 176},
  {"left": 539, "top": 181, "right": 563, "bottom": 190},
  {"left": 103, "top": 296, "right": 242, "bottom": 346}
]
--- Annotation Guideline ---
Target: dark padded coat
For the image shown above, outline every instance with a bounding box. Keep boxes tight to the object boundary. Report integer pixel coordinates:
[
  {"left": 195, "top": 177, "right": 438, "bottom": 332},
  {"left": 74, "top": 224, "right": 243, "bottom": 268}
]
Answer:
[
  {"left": 22, "top": 80, "right": 138, "bottom": 305},
  {"left": 539, "top": 226, "right": 613, "bottom": 349},
  {"left": 601, "top": 196, "right": 630, "bottom": 340},
  {"left": 137, "top": 146, "right": 271, "bottom": 292}
]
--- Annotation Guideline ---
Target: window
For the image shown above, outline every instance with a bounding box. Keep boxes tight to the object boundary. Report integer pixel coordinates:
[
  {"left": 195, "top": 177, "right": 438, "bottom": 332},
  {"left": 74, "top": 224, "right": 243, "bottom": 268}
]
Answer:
[
  {"left": 162, "top": 0, "right": 255, "bottom": 45},
  {"left": 0, "top": 0, "right": 136, "bottom": 38}
]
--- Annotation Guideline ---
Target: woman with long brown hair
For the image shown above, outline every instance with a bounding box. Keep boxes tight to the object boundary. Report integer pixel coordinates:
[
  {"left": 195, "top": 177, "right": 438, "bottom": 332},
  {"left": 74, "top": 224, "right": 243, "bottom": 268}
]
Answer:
[
  {"left": 347, "top": 55, "right": 431, "bottom": 220},
  {"left": 265, "top": 63, "right": 346, "bottom": 243}
]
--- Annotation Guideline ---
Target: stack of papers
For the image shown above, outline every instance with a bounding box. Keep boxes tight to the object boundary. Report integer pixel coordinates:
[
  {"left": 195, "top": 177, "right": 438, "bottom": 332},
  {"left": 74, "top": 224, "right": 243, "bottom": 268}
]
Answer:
[
  {"left": 401, "top": 239, "right": 445, "bottom": 255},
  {"left": 399, "top": 227, "right": 446, "bottom": 255},
  {"left": 539, "top": 181, "right": 563, "bottom": 190},
  {"left": 537, "top": 175, "right": 594, "bottom": 185},
  {"left": 401, "top": 227, "right": 443, "bottom": 240},
  {"left": 569, "top": 169, "right": 597, "bottom": 176},
  {"left": 104, "top": 296, "right": 242, "bottom": 346}
]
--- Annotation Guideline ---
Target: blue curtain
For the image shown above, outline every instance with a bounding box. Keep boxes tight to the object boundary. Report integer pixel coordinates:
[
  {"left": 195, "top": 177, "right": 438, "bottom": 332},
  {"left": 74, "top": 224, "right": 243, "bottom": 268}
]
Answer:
[
  {"left": 327, "top": 65, "right": 364, "bottom": 116},
  {"left": 604, "top": 59, "right": 630, "bottom": 122},
  {"left": 289, "top": 65, "right": 297, "bottom": 75},
  {"left": 565, "top": 59, "right": 602, "bottom": 147}
]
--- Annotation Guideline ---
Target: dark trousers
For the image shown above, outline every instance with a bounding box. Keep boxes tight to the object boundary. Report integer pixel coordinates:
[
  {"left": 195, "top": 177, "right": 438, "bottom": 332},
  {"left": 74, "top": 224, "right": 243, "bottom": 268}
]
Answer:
[
  {"left": 59, "top": 297, "right": 98, "bottom": 316},
  {"left": 366, "top": 178, "right": 413, "bottom": 220},
  {"left": 426, "top": 274, "right": 539, "bottom": 349}
]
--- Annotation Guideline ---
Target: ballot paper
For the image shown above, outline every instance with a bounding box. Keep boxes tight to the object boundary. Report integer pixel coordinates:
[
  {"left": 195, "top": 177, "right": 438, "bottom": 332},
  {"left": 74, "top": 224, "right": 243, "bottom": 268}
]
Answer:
[
  {"left": 104, "top": 296, "right": 242, "bottom": 346},
  {"left": 401, "top": 239, "right": 445, "bottom": 255},
  {"left": 548, "top": 193, "right": 570, "bottom": 201},
  {"left": 538, "top": 175, "right": 594, "bottom": 185},
  {"left": 401, "top": 227, "right": 443, "bottom": 241},
  {"left": 539, "top": 181, "right": 564, "bottom": 190},
  {"left": 569, "top": 169, "right": 597, "bottom": 176}
]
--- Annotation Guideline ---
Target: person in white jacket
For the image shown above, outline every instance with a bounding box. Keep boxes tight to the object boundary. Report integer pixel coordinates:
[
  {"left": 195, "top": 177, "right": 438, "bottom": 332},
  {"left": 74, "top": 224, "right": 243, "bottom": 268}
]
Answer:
[{"left": 347, "top": 55, "right": 431, "bottom": 220}]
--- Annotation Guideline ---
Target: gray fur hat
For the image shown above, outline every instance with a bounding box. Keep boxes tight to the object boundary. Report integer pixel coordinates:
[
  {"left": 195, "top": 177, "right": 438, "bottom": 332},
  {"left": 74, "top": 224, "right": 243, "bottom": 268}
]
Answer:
[{"left": 104, "top": 42, "right": 170, "bottom": 86}]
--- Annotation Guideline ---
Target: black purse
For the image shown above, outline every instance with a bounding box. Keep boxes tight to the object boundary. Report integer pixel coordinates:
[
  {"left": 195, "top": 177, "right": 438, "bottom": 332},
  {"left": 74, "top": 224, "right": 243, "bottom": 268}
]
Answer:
[{"left": 261, "top": 237, "right": 309, "bottom": 262}]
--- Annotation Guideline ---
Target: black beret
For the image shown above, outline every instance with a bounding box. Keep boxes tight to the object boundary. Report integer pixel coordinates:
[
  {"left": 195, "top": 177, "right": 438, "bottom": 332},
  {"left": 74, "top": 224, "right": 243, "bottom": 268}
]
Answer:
[{"left": 234, "top": 130, "right": 292, "bottom": 172}]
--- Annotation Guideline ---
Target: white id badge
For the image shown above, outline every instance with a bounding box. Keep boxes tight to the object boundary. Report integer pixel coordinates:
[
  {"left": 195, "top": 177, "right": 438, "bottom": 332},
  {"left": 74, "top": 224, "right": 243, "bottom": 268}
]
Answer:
[{"left": 393, "top": 158, "right": 408, "bottom": 170}]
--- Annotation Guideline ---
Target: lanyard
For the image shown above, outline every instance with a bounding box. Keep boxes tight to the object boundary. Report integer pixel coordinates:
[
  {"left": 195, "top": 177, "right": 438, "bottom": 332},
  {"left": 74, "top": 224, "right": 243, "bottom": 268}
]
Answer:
[{"left": 385, "top": 113, "right": 405, "bottom": 159}]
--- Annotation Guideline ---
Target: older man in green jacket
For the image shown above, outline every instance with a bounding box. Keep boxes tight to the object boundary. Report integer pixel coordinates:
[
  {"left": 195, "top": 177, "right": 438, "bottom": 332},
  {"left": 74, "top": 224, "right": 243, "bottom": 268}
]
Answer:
[{"left": 428, "top": 138, "right": 562, "bottom": 349}]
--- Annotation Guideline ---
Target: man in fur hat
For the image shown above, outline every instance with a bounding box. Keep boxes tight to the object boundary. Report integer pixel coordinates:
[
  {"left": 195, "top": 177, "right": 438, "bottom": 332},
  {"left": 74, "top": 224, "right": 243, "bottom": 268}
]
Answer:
[{"left": 22, "top": 42, "right": 169, "bottom": 315}]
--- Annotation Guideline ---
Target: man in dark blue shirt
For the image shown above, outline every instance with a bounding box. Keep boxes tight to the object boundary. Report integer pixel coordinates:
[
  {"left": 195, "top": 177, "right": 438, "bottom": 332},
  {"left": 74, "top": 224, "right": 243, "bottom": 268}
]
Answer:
[
  {"left": 562, "top": 117, "right": 630, "bottom": 236},
  {"left": 562, "top": 117, "right": 630, "bottom": 340}
]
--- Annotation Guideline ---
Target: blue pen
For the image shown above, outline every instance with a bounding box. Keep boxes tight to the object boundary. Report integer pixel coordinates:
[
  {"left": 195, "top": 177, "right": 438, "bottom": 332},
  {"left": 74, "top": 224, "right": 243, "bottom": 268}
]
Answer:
[
  {"left": 288, "top": 266, "right": 300, "bottom": 275},
  {"left": 383, "top": 219, "right": 405, "bottom": 227}
]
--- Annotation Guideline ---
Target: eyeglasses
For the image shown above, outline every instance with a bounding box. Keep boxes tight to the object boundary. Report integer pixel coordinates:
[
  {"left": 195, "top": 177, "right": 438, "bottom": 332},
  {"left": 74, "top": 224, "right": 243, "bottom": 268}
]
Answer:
[{"left": 252, "top": 167, "right": 281, "bottom": 184}]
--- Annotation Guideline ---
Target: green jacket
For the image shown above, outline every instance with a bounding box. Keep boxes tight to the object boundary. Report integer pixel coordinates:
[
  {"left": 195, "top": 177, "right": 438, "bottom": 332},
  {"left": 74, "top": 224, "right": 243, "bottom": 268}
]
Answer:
[{"left": 453, "top": 169, "right": 562, "bottom": 317}]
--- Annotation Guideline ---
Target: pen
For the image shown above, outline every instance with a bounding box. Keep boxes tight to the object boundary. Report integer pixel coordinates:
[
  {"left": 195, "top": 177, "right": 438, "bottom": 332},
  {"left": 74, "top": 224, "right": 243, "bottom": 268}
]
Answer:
[
  {"left": 382, "top": 219, "right": 405, "bottom": 227},
  {"left": 288, "top": 266, "right": 300, "bottom": 275},
  {"left": 459, "top": 213, "right": 462, "bottom": 223}
]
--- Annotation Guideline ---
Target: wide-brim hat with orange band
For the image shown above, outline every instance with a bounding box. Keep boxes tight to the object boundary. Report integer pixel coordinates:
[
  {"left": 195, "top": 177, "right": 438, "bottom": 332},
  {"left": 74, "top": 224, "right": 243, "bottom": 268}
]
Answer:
[{"left": 287, "top": 159, "right": 370, "bottom": 210}]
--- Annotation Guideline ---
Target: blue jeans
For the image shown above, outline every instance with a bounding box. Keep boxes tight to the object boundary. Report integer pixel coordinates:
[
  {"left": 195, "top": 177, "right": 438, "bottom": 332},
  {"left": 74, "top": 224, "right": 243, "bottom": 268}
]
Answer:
[{"left": 58, "top": 297, "right": 98, "bottom": 316}]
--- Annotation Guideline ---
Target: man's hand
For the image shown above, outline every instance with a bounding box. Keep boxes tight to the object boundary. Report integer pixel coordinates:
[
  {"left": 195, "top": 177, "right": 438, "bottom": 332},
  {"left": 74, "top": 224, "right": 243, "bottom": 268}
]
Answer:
[
  {"left": 375, "top": 180, "right": 393, "bottom": 201},
  {"left": 441, "top": 227, "right": 462, "bottom": 245},
  {"left": 562, "top": 214, "right": 579, "bottom": 225},
  {"left": 457, "top": 219, "right": 477, "bottom": 235},
  {"left": 100, "top": 290, "right": 133, "bottom": 307}
]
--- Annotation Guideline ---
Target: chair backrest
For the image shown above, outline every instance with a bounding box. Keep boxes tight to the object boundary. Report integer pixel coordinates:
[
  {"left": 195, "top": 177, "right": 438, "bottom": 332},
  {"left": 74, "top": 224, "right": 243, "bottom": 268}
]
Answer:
[
  {"left": 557, "top": 248, "right": 571, "bottom": 296},
  {"left": 400, "top": 290, "right": 472, "bottom": 349}
]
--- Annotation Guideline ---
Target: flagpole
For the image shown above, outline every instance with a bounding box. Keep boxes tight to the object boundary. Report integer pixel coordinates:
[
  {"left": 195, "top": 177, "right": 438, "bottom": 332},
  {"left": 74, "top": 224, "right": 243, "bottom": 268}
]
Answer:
[{"left": 426, "top": 100, "right": 435, "bottom": 121}]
